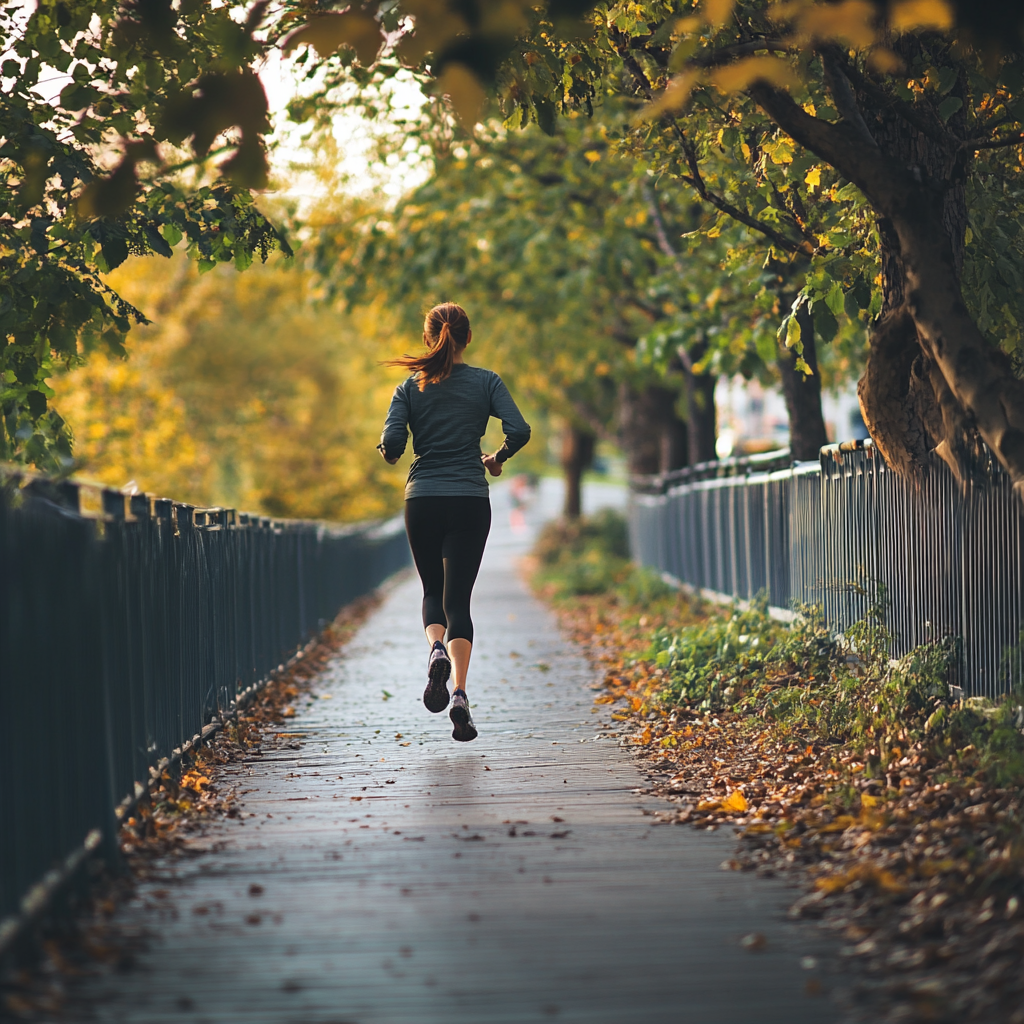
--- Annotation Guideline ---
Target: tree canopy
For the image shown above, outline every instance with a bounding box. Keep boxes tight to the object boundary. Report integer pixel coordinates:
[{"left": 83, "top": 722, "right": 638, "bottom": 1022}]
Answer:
[
  {"left": 7, "top": 0, "right": 1024, "bottom": 493},
  {"left": 290, "top": 0, "right": 1024, "bottom": 485}
]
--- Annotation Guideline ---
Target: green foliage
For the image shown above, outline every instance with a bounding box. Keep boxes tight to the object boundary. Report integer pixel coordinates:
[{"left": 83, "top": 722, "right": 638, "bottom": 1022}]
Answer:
[
  {"left": 309, "top": 109, "right": 688, "bottom": 442},
  {"left": 533, "top": 508, "right": 670, "bottom": 600},
  {"left": 650, "top": 596, "right": 835, "bottom": 711},
  {"left": 311, "top": 2, "right": 1024, "bottom": 410},
  {"left": 0, "top": 0, "right": 290, "bottom": 469},
  {"left": 648, "top": 595, "right": 1024, "bottom": 783}
]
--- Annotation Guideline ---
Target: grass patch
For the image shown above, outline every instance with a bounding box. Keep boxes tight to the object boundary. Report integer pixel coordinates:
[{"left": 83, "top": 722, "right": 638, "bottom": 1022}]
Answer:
[
  {"left": 532, "top": 508, "right": 672, "bottom": 603},
  {"left": 648, "top": 594, "right": 1024, "bottom": 787},
  {"left": 535, "top": 514, "right": 1024, "bottom": 788}
]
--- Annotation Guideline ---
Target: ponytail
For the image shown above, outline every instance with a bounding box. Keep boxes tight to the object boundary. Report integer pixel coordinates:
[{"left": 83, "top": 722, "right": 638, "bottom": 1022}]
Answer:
[{"left": 387, "top": 302, "right": 470, "bottom": 391}]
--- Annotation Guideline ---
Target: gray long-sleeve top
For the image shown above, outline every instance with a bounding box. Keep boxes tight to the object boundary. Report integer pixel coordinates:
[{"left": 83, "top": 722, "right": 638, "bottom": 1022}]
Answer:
[{"left": 378, "top": 364, "right": 531, "bottom": 499}]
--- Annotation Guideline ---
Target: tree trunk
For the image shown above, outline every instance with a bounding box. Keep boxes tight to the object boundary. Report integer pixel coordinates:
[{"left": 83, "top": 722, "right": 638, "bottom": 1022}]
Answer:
[
  {"left": 686, "top": 370, "right": 717, "bottom": 464},
  {"left": 749, "top": 70, "right": 1024, "bottom": 490},
  {"left": 777, "top": 302, "right": 829, "bottom": 460},
  {"left": 678, "top": 341, "right": 717, "bottom": 463},
  {"left": 618, "top": 381, "right": 689, "bottom": 476},
  {"left": 561, "top": 424, "right": 595, "bottom": 519}
]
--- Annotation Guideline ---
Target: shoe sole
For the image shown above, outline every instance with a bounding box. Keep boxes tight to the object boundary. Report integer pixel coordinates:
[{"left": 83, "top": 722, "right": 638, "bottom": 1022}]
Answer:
[
  {"left": 450, "top": 702, "right": 478, "bottom": 742},
  {"left": 423, "top": 655, "right": 451, "bottom": 713}
]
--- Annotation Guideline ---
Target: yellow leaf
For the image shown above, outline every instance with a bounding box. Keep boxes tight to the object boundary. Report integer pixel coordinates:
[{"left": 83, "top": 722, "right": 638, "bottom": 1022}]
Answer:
[
  {"left": 867, "top": 47, "right": 903, "bottom": 73},
  {"left": 710, "top": 55, "right": 799, "bottom": 94},
  {"left": 860, "top": 793, "right": 881, "bottom": 809},
  {"left": 793, "top": 0, "right": 877, "bottom": 48},
  {"left": 398, "top": 6, "right": 468, "bottom": 65},
  {"left": 890, "top": 0, "right": 954, "bottom": 32},
  {"left": 437, "top": 63, "right": 486, "bottom": 129},
  {"left": 703, "top": 0, "right": 735, "bottom": 28},
  {"left": 697, "top": 798, "right": 723, "bottom": 812},
  {"left": 818, "top": 814, "right": 857, "bottom": 832},
  {"left": 722, "top": 790, "right": 748, "bottom": 813},
  {"left": 282, "top": 12, "right": 382, "bottom": 65},
  {"left": 636, "top": 70, "right": 702, "bottom": 121}
]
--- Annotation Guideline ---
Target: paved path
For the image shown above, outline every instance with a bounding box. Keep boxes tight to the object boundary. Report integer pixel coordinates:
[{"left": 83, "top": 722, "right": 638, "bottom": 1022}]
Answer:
[{"left": 76, "top": 480, "right": 837, "bottom": 1023}]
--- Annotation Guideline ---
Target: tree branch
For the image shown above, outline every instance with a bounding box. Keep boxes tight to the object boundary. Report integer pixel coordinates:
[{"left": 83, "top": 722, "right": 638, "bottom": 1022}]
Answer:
[
  {"left": 833, "top": 55, "right": 953, "bottom": 148},
  {"left": 642, "top": 182, "right": 686, "bottom": 275},
  {"left": 691, "top": 39, "right": 793, "bottom": 68},
  {"left": 611, "top": 29, "right": 811, "bottom": 256},
  {"left": 747, "top": 80, "right": 914, "bottom": 218},
  {"left": 674, "top": 132, "right": 811, "bottom": 255},
  {"left": 964, "top": 132, "right": 1024, "bottom": 151},
  {"left": 819, "top": 46, "right": 877, "bottom": 150}
]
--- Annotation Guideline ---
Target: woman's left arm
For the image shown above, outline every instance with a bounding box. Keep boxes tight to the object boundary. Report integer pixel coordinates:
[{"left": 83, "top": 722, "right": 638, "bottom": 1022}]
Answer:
[
  {"left": 486, "top": 375, "right": 531, "bottom": 470},
  {"left": 378, "top": 385, "right": 410, "bottom": 465}
]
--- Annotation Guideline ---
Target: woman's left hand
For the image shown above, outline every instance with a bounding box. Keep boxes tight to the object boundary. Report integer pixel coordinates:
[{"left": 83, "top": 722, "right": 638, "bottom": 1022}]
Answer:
[{"left": 482, "top": 454, "right": 503, "bottom": 477}]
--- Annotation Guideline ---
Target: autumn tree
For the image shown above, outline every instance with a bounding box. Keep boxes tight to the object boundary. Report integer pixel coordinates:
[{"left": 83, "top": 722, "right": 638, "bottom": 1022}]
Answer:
[
  {"left": 0, "top": 0, "right": 298, "bottom": 468},
  {"left": 52, "top": 252, "right": 411, "bottom": 520},
  {"left": 285, "top": 0, "right": 1024, "bottom": 485},
  {"left": 487, "top": 0, "right": 1024, "bottom": 483},
  {"left": 0, "top": 0, "right": 577, "bottom": 469},
  {"left": 309, "top": 111, "right": 710, "bottom": 505}
]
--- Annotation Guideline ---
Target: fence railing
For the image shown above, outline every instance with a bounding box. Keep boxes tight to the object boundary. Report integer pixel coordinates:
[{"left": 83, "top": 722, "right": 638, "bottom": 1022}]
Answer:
[
  {"left": 629, "top": 440, "right": 1024, "bottom": 698},
  {"left": 0, "top": 469, "right": 410, "bottom": 950}
]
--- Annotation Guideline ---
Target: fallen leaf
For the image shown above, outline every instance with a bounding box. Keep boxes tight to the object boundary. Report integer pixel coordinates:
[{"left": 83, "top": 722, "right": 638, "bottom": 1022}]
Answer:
[{"left": 722, "top": 790, "right": 748, "bottom": 813}]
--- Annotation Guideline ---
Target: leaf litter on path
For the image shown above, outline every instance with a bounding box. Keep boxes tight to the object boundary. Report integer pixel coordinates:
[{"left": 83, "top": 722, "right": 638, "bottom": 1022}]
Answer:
[
  {"left": 543, "top": 589, "right": 1024, "bottom": 1024},
  {"left": 1, "top": 591, "right": 384, "bottom": 1021}
]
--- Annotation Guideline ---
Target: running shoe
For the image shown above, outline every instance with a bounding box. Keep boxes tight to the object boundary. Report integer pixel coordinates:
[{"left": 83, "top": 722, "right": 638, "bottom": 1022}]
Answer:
[
  {"left": 450, "top": 689, "right": 478, "bottom": 742},
  {"left": 423, "top": 640, "right": 452, "bottom": 713}
]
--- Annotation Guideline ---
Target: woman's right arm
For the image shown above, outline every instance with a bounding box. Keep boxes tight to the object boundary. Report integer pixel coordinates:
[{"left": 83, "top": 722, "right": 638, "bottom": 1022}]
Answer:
[{"left": 378, "top": 384, "right": 410, "bottom": 464}]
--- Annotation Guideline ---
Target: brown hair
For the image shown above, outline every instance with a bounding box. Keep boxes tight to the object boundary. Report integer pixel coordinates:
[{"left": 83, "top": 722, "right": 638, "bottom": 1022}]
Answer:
[{"left": 387, "top": 302, "right": 471, "bottom": 391}]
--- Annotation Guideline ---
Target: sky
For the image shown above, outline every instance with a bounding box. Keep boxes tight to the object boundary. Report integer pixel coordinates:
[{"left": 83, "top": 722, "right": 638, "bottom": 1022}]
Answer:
[
  {"left": 5, "top": 0, "right": 429, "bottom": 209},
  {"left": 259, "top": 50, "right": 430, "bottom": 209}
]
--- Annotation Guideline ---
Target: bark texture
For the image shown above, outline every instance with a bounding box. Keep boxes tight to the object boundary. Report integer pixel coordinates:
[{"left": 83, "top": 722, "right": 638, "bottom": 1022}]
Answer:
[
  {"left": 561, "top": 425, "right": 595, "bottom": 520},
  {"left": 618, "top": 381, "right": 689, "bottom": 476},
  {"left": 685, "top": 370, "right": 717, "bottom": 464},
  {"left": 777, "top": 303, "right": 829, "bottom": 461},
  {"left": 749, "top": 66, "right": 1024, "bottom": 491},
  {"left": 677, "top": 342, "right": 717, "bottom": 464}
]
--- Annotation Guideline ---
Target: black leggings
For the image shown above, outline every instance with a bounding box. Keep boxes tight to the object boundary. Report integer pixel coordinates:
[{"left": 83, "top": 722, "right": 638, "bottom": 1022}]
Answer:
[{"left": 405, "top": 496, "right": 491, "bottom": 644}]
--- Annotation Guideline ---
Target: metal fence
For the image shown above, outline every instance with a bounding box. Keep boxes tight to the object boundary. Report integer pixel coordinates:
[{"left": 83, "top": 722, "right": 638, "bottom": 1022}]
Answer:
[
  {"left": 629, "top": 439, "right": 1024, "bottom": 698},
  {"left": 0, "top": 469, "right": 409, "bottom": 949}
]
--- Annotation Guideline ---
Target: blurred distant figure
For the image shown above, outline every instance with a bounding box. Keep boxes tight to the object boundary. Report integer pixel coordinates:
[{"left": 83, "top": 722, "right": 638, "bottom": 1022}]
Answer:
[{"left": 508, "top": 472, "right": 537, "bottom": 534}]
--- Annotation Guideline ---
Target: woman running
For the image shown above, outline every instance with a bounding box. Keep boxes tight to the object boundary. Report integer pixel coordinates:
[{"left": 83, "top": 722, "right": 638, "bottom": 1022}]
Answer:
[{"left": 378, "top": 302, "right": 531, "bottom": 742}]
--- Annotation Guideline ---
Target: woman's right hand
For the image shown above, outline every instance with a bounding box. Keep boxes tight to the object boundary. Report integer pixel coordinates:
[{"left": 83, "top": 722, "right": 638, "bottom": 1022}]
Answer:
[{"left": 482, "top": 453, "right": 503, "bottom": 477}]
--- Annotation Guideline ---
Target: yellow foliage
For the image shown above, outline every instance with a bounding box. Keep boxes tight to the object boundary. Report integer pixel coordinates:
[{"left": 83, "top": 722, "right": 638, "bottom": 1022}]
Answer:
[
  {"left": 815, "top": 862, "right": 905, "bottom": 894},
  {"left": 788, "top": 0, "right": 877, "bottom": 48},
  {"left": 437, "top": 62, "right": 486, "bottom": 129},
  {"left": 711, "top": 55, "right": 800, "bottom": 94},
  {"left": 53, "top": 253, "right": 411, "bottom": 522},
  {"left": 890, "top": 0, "right": 954, "bottom": 32},
  {"left": 638, "top": 70, "right": 701, "bottom": 120},
  {"left": 703, "top": 0, "right": 735, "bottom": 29},
  {"left": 722, "top": 790, "right": 748, "bottom": 813}
]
